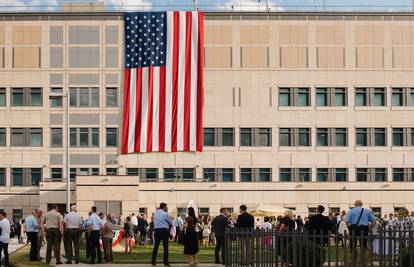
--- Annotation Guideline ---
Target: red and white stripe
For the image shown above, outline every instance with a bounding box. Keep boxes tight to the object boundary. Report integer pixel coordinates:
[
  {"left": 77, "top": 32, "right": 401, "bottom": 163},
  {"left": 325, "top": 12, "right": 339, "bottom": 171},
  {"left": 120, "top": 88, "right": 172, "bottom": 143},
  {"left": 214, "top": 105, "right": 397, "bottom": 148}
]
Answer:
[{"left": 122, "top": 11, "right": 203, "bottom": 154}]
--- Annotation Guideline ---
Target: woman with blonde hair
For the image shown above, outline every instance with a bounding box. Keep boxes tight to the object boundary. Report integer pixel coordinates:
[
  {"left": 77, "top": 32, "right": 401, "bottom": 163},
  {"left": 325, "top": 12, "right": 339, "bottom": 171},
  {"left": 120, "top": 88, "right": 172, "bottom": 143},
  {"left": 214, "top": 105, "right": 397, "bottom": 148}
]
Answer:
[{"left": 279, "top": 210, "right": 296, "bottom": 232}]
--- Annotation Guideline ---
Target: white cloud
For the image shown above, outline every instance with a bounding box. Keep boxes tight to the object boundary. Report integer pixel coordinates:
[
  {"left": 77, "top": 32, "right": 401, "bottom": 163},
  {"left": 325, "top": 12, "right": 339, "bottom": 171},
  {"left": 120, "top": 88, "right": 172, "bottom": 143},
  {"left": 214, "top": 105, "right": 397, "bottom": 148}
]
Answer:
[
  {"left": 0, "top": 0, "right": 59, "bottom": 11},
  {"left": 104, "top": 0, "right": 153, "bottom": 11},
  {"left": 223, "top": 0, "right": 283, "bottom": 12}
]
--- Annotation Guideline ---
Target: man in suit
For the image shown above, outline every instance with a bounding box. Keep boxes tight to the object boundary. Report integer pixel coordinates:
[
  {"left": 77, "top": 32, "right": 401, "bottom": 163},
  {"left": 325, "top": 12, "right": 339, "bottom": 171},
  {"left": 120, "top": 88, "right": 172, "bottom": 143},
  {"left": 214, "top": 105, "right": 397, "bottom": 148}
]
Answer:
[
  {"left": 211, "top": 208, "right": 229, "bottom": 264},
  {"left": 305, "top": 205, "right": 333, "bottom": 246},
  {"left": 235, "top": 205, "right": 254, "bottom": 229},
  {"left": 235, "top": 205, "right": 254, "bottom": 264}
]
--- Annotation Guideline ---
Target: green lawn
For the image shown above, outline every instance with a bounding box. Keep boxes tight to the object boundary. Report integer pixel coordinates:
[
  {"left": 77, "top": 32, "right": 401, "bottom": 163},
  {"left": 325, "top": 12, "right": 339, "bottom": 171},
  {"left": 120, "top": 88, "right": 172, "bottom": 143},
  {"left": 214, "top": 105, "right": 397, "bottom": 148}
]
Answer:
[
  {"left": 9, "top": 246, "right": 51, "bottom": 267},
  {"left": 79, "top": 240, "right": 216, "bottom": 264}
]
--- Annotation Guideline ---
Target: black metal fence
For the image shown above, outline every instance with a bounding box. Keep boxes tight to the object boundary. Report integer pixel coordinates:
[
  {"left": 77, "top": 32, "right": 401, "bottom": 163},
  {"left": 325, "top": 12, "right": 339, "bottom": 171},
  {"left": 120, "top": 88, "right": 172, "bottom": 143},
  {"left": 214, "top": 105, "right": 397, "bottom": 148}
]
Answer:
[{"left": 225, "top": 228, "right": 414, "bottom": 267}]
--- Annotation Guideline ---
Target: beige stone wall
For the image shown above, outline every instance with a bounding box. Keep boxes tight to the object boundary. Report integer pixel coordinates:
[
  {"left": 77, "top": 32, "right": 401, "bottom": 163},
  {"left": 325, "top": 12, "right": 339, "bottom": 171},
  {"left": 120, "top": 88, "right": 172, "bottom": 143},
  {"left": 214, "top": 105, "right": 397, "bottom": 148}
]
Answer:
[{"left": 0, "top": 13, "right": 414, "bottom": 218}]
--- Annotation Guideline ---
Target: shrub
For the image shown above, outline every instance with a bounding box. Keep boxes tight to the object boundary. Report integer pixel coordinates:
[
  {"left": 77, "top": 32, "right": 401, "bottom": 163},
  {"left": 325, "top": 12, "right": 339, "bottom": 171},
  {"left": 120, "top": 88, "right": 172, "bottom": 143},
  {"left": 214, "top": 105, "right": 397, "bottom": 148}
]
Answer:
[
  {"left": 282, "top": 238, "right": 326, "bottom": 267},
  {"left": 399, "top": 246, "right": 414, "bottom": 267}
]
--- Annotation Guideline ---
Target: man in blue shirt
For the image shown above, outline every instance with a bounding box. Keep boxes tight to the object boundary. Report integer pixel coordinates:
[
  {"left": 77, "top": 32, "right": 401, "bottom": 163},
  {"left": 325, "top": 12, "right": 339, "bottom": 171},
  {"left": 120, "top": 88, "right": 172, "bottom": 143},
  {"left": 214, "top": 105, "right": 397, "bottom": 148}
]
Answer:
[
  {"left": 87, "top": 206, "right": 103, "bottom": 264},
  {"left": 151, "top": 203, "right": 173, "bottom": 266},
  {"left": 25, "top": 210, "right": 39, "bottom": 261},
  {"left": 346, "top": 200, "right": 376, "bottom": 255}
]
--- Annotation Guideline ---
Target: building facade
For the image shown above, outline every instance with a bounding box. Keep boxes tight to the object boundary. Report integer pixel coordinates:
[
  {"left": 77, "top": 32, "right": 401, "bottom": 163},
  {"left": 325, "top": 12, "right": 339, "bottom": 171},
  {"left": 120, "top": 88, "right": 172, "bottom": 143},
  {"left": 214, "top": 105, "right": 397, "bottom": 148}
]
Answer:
[{"left": 0, "top": 11, "right": 414, "bottom": 219}]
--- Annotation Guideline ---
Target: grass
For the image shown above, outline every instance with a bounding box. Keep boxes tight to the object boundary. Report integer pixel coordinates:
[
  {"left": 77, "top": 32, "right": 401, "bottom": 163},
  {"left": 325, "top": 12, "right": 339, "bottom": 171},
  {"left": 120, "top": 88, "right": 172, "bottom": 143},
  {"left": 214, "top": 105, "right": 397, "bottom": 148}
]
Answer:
[
  {"left": 79, "top": 240, "right": 216, "bottom": 264},
  {"left": 9, "top": 245, "right": 51, "bottom": 267}
]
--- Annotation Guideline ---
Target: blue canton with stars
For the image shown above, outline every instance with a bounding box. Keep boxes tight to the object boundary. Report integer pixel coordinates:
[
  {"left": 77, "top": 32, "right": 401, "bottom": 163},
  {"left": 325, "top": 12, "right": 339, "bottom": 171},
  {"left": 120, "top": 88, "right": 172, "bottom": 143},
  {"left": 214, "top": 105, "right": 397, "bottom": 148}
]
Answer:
[{"left": 124, "top": 12, "right": 167, "bottom": 69}]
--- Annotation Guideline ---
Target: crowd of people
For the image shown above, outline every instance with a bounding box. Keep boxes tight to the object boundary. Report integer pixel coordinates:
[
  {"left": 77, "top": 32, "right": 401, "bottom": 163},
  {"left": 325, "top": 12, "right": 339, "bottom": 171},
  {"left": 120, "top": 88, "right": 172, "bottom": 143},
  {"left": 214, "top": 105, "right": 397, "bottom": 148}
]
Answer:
[{"left": 0, "top": 200, "right": 413, "bottom": 266}]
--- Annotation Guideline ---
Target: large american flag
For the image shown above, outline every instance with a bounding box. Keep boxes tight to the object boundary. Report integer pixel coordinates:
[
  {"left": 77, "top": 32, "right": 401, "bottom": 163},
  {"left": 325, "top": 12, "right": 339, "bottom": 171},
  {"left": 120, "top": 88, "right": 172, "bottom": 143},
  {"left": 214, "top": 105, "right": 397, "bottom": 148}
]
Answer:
[{"left": 121, "top": 11, "right": 204, "bottom": 154}]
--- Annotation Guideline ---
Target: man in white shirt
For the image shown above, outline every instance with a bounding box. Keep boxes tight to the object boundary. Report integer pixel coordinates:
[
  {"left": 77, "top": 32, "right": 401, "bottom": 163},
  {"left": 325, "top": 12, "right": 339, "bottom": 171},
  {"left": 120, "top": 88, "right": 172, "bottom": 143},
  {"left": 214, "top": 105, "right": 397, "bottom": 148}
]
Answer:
[
  {"left": 131, "top": 213, "right": 139, "bottom": 243},
  {"left": 0, "top": 211, "right": 11, "bottom": 267},
  {"left": 63, "top": 205, "right": 82, "bottom": 264}
]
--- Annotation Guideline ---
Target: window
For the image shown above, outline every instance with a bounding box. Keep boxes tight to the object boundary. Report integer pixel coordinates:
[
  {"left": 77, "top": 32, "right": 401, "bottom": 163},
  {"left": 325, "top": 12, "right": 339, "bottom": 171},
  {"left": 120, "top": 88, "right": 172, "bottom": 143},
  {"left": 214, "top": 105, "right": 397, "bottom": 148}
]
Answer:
[
  {"left": 392, "top": 128, "right": 404, "bottom": 146},
  {"left": 12, "top": 209, "right": 23, "bottom": 223},
  {"left": 392, "top": 88, "right": 404, "bottom": 106},
  {"left": 128, "top": 168, "right": 159, "bottom": 181},
  {"left": 279, "top": 87, "right": 310, "bottom": 107},
  {"left": 51, "top": 168, "right": 62, "bottom": 181},
  {"left": 316, "top": 168, "right": 347, "bottom": 182},
  {"left": 11, "top": 168, "right": 42, "bottom": 186},
  {"left": 316, "top": 87, "right": 347, "bottom": 107},
  {"left": 69, "top": 87, "right": 99, "bottom": 107},
  {"left": 280, "top": 168, "right": 311, "bottom": 182},
  {"left": 106, "top": 168, "right": 118, "bottom": 175},
  {"left": 355, "top": 87, "right": 386, "bottom": 107},
  {"left": 308, "top": 207, "right": 318, "bottom": 217},
  {"left": 356, "top": 128, "right": 386, "bottom": 147},
  {"left": 203, "top": 168, "right": 234, "bottom": 182},
  {"left": 392, "top": 168, "right": 414, "bottom": 182},
  {"left": 0, "top": 128, "right": 5, "bottom": 146},
  {"left": 279, "top": 128, "right": 311, "bottom": 147},
  {"left": 139, "top": 208, "right": 148, "bottom": 217},
  {"left": 51, "top": 128, "right": 62, "bottom": 147},
  {"left": 0, "top": 88, "right": 5, "bottom": 106},
  {"left": 94, "top": 201, "right": 122, "bottom": 216},
  {"left": 240, "top": 168, "right": 272, "bottom": 182},
  {"left": 393, "top": 168, "right": 405, "bottom": 182},
  {"left": 258, "top": 168, "right": 271, "bottom": 182},
  {"left": 240, "top": 168, "right": 253, "bottom": 182},
  {"left": 11, "top": 128, "right": 43, "bottom": 147},
  {"left": 106, "top": 128, "right": 118, "bottom": 147},
  {"left": 316, "top": 128, "right": 348, "bottom": 147},
  {"left": 163, "top": 168, "right": 195, "bottom": 182},
  {"left": 0, "top": 168, "right": 5, "bottom": 186},
  {"left": 12, "top": 168, "right": 23, "bottom": 186},
  {"left": 106, "top": 87, "right": 118, "bottom": 107},
  {"left": 371, "top": 207, "right": 382, "bottom": 218},
  {"left": 391, "top": 88, "right": 414, "bottom": 106},
  {"left": 240, "top": 128, "right": 272, "bottom": 147},
  {"left": 356, "top": 168, "right": 387, "bottom": 182},
  {"left": 11, "top": 88, "right": 43, "bottom": 107},
  {"left": 198, "top": 208, "right": 210, "bottom": 216},
  {"left": 70, "top": 167, "right": 99, "bottom": 180},
  {"left": 49, "top": 87, "right": 63, "bottom": 107},
  {"left": 70, "top": 128, "right": 99, "bottom": 147},
  {"left": 203, "top": 128, "right": 235, "bottom": 147}
]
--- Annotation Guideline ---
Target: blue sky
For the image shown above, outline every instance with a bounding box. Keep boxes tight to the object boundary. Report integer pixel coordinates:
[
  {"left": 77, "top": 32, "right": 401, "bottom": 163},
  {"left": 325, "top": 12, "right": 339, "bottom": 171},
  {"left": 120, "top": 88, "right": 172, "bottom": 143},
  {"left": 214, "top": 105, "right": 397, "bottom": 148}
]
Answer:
[{"left": 0, "top": 0, "right": 411, "bottom": 12}]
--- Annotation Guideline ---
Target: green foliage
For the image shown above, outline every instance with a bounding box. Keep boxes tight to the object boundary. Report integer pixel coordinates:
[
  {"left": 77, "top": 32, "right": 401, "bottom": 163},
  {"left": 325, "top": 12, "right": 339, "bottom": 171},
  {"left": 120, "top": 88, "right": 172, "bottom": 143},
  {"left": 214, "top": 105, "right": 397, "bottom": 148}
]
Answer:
[
  {"left": 283, "top": 239, "right": 326, "bottom": 267},
  {"left": 399, "top": 246, "right": 414, "bottom": 267}
]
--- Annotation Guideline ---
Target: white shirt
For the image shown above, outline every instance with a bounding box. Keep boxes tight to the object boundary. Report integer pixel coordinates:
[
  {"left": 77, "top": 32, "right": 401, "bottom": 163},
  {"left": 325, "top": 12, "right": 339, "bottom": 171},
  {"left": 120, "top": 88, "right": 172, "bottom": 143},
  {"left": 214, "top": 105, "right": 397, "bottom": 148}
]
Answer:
[
  {"left": 131, "top": 216, "right": 138, "bottom": 226},
  {"left": 0, "top": 218, "right": 11, "bottom": 243},
  {"left": 64, "top": 211, "right": 82, "bottom": 229},
  {"left": 260, "top": 222, "right": 272, "bottom": 230}
]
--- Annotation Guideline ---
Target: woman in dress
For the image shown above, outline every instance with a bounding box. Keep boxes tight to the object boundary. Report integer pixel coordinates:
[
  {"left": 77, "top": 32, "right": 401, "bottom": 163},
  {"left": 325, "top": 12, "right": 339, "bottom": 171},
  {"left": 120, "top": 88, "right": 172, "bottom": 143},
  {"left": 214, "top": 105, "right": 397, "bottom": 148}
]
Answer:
[
  {"left": 201, "top": 216, "right": 211, "bottom": 247},
  {"left": 123, "top": 216, "right": 134, "bottom": 254},
  {"left": 183, "top": 207, "right": 200, "bottom": 266}
]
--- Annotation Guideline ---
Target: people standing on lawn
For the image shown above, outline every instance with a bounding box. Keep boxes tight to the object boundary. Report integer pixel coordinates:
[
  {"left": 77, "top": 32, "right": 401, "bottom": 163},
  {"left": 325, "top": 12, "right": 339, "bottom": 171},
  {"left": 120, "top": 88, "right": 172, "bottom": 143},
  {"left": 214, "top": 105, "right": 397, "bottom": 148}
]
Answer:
[
  {"left": 25, "top": 210, "right": 39, "bottom": 261},
  {"left": 305, "top": 205, "right": 333, "bottom": 246},
  {"left": 201, "top": 216, "right": 211, "bottom": 247},
  {"left": 138, "top": 213, "right": 149, "bottom": 245},
  {"left": 35, "top": 209, "right": 45, "bottom": 261},
  {"left": 0, "top": 211, "right": 11, "bottom": 267},
  {"left": 124, "top": 216, "right": 134, "bottom": 254},
  {"left": 86, "top": 206, "right": 103, "bottom": 264},
  {"left": 102, "top": 214, "right": 123, "bottom": 262},
  {"left": 182, "top": 207, "right": 200, "bottom": 266},
  {"left": 345, "top": 200, "right": 376, "bottom": 256},
  {"left": 63, "top": 205, "right": 82, "bottom": 264},
  {"left": 151, "top": 202, "right": 173, "bottom": 266},
  {"left": 174, "top": 214, "right": 184, "bottom": 242},
  {"left": 44, "top": 204, "right": 64, "bottom": 265},
  {"left": 211, "top": 208, "right": 229, "bottom": 264}
]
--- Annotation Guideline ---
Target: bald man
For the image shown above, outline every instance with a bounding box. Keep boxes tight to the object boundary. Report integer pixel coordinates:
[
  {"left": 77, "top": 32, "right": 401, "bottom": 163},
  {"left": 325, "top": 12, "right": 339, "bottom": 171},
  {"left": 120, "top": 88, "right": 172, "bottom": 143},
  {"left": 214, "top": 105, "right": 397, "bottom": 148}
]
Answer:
[{"left": 346, "top": 200, "right": 376, "bottom": 255}]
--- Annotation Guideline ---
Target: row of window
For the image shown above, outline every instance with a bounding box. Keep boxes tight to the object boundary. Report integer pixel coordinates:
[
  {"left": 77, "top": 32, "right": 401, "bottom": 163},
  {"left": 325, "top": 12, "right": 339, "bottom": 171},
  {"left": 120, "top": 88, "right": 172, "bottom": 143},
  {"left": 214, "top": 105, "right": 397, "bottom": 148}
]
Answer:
[
  {"left": 204, "top": 127, "right": 414, "bottom": 147},
  {"left": 280, "top": 87, "right": 414, "bottom": 107},
  {"left": 0, "top": 128, "right": 118, "bottom": 147},
  {"left": 0, "top": 87, "right": 118, "bottom": 108},
  {"left": 1, "top": 167, "right": 412, "bottom": 186},
  {"left": 1, "top": 127, "right": 414, "bottom": 148},
  {"left": 3, "top": 87, "right": 414, "bottom": 108}
]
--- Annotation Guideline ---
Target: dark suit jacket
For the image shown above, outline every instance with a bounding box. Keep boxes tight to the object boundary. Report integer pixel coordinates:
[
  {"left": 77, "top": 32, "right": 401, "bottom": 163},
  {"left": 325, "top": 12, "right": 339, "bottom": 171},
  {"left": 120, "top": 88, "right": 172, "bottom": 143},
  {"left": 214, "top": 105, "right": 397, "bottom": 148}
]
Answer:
[
  {"left": 235, "top": 212, "right": 254, "bottom": 229},
  {"left": 211, "top": 214, "right": 229, "bottom": 238},
  {"left": 305, "top": 213, "right": 332, "bottom": 245}
]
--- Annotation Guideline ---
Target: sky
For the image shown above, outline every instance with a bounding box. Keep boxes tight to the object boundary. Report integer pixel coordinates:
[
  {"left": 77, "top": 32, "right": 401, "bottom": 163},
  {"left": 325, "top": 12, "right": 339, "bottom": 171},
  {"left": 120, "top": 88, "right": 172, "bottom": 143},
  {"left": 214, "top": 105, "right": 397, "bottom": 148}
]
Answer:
[{"left": 0, "top": 0, "right": 411, "bottom": 12}]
